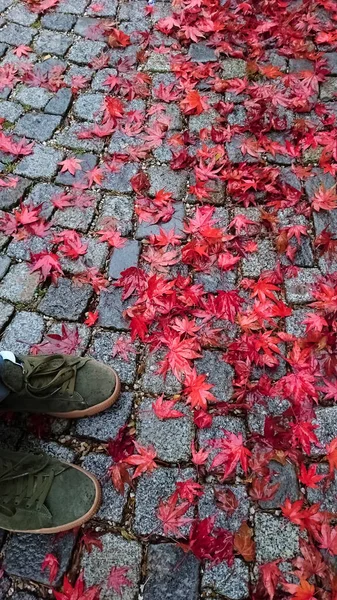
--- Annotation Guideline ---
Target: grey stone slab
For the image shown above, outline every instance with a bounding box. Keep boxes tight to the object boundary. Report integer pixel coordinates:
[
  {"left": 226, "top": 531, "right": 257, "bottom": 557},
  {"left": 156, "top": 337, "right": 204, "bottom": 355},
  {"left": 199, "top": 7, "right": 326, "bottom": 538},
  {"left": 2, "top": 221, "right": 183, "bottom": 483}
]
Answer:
[
  {"left": 3, "top": 531, "right": 76, "bottom": 585},
  {"left": 137, "top": 397, "right": 193, "bottom": 463},
  {"left": 7, "top": 234, "right": 50, "bottom": 261},
  {"left": 144, "top": 544, "right": 200, "bottom": 600},
  {"left": 6, "top": 2, "right": 37, "bottom": 25},
  {"left": 87, "top": 0, "right": 117, "bottom": 16},
  {"left": 242, "top": 238, "right": 276, "bottom": 277},
  {"left": 198, "top": 484, "right": 249, "bottom": 533},
  {"left": 198, "top": 415, "right": 246, "bottom": 472},
  {"left": 189, "top": 108, "right": 219, "bottom": 134},
  {"left": 221, "top": 58, "right": 247, "bottom": 79},
  {"left": 73, "top": 16, "right": 106, "bottom": 40},
  {"left": 0, "top": 311, "right": 44, "bottom": 354},
  {"left": 284, "top": 268, "right": 320, "bottom": 303},
  {"left": 259, "top": 461, "right": 299, "bottom": 509},
  {"left": 45, "top": 87, "right": 72, "bottom": 115},
  {"left": 0, "top": 99, "right": 23, "bottom": 121},
  {"left": 59, "top": 238, "right": 107, "bottom": 273},
  {"left": 0, "top": 23, "right": 33, "bottom": 46},
  {"left": 101, "top": 163, "right": 138, "bottom": 194},
  {"left": 14, "top": 113, "right": 61, "bottom": 141},
  {"left": 145, "top": 53, "right": 170, "bottom": 73},
  {"left": 19, "top": 436, "right": 75, "bottom": 463},
  {"left": 55, "top": 122, "right": 104, "bottom": 151},
  {"left": 320, "top": 76, "right": 337, "bottom": 100},
  {"left": 15, "top": 86, "right": 52, "bottom": 109},
  {"left": 141, "top": 349, "right": 182, "bottom": 396},
  {"left": 189, "top": 42, "right": 217, "bottom": 63},
  {"left": 0, "top": 262, "right": 40, "bottom": 303},
  {"left": 202, "top": 559, "right": 249, "bottom": 600},
  {"left": 25, "top": 182, "right": 59, "bottom": 219},
  {"left": 109, "top": 240, "right": 140, "bottom": 279},
  {"left": 68, "top": 39, "right": 107, "bottom": 64},
  {"left": 313, "top": 407, "right": 337, "bottom": 455},
  {"left": 135, "top": 201, "right": 185, "bottom": 239},
  {"left": 82, "top": 534, "right": 141, "bottom": 600},
  {"left": 119, "top": 0, "right": 147, "bottom": 21},
  {"left": 134, "top": 467, "right": 195, "bottom": 536},
  {"left": 307, "top": 464, "right": 337, "bottom": 511},
  {"left": 98, "top": 194, "right": 134, "bottom": 236},
  {"left": 34, "top": 30, "right": 72, "bottom": 56},
  {"left": 313, "top": 208, "right": 337, "bottom": 237},
  {"left": 54, "top": 206, "right": 96, "bottom": 233},
  {"left": 39, "top": 278, "right": 92, "bottom": 320},
  {"left": 285, "top": 308, "right": 308, "bottom": 337},
  {"left": 75, "top": 390, "right": 133, "bottom": 441},
  {"left": 0, "top": 176, "right": 30, "bottom": 209},
  {"left": 41, "top": 12, "right": 76, "bottom": 31},
  {"left": 0, "top": 299, "right": 14, "bottom": 330},
  {"left": 255, "top": 512, "right": 300, "bottom": 562},
  {"left": 73, "top": 92, "right": 104, "bottom": 121},
  {"left": 149, "top": 165, "right": 187, "bottom": 200},
  {"left": 15, "top": 144, "right": 64, "bottom": 179},
  {"left": 91, "top": 67, "right": 117, "bottom": 91},
  {"left": 0, "top": 575, "right": 10, "bottom": 600},
  {"left": 324, "top": 52, "right": 337, "bottom": 75},
  {"left": 289, "top": 58, "right": 314, "bottom": 72},
  {"left": 57, "top": 0, "right": 90, "bottom": 13},
  {"left": 55, "top": 152, "right": 97, "bottom": 185},
  {"left": 97, "top": 287, "right": 129, "bottom": 329},
  {"left": 89, "top": 330, "right": 137, "bottom": 385},
  {"left": 108, "top": 130, "right": 142, "bottom": 154},
  {"left": 304, "top": 168, "right": 335, "bottom": 199},
  {"left": 0, "top": 0, "right": 13, "bottom": 10},
  {"left": 247, "top": 396, "right": 290, "bottom": 435},
  {"left": 81, "top": 454, "right": 128, "bottom": 522},
  {"left": 194, "top": 268, "right": 237, "bottom": 292},
  {"left": 195, "top": 350, "right": 234, "bottom": 403}
]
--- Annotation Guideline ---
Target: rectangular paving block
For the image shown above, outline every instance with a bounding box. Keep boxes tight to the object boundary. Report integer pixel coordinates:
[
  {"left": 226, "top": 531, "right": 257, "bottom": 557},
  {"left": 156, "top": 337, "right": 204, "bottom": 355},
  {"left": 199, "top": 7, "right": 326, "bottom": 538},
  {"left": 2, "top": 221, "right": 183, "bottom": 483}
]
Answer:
[
  {"left": 135, "top": 202, "right": 185, "bottom": 239},
  {"left": 144, "top": 544, "right": 200, "bottom": 600},
  {"left": 0, "top": 177, "right": 30, "bottom": 210},
  {"left": 0, "top": 311, "right": 44, "bottom": 354},
  {"left": 202, "top": 559, "right": 249, "bottom": 600},
  {"left": 141, "top": 349, "right": 182, "bottom": 396},
  {"left": 16, "top": 86, "right": 52, "bottom": 109},
  {"left": 3, "top": 531, "right": 76, "bottom": 585},
  {"left": 100, "top": 163, "right": 138, "bottom": 194},
  {"left": 81, "top": 534, "right": 142, "bottom": 600},
  {"left": 0, "top": 262, "right": 40, "bottom": 303},
  {"left": 97, "top": 287, "right": 129, "bottom": 329},
  {"left": 255, "top": 512, "right": 300, "bottom": 562},
  {"left": 45, "top": 87, "right": 72, "bottom": 115},
  {"left": 242, "top": 239, "right": 276, "bottom": 277},
  {"left": 198, "top": 484, "right": 249, "bottom": 533},
  {"left": 195, "top": 350, "right": 234, "bottom": 403},
  {"left": 0, "top": 99, "right": 23, "bottom": 121},
  {"left": 15, "top": 145, "right": 64, "bottom": 179},
  {"left": 109, "top": 240, "right": 140, "bottom": 279},
  {"left": 284, "top": 268, "right": 321, "bottom": 303},
  {"left": 75, "top": 390, "right": 133, "bottom": 441},
  {"left": 38, "top": 278, "right": 93, "bottom": 320},
  {"left": 81, "top": 453, "right": 129, "bottom": 522},
  {"left": 137, "top": 397, "right": 193, "bottom": 463},
  {"left": 14, "top": 113, "right": 62, "bottom": 141},
  {"left": 89, "top": 330, "right": 137, "bottom": 385},
  {"left": 34, "top": 30, "right": 72, "bottom": 56},
  {"left": 148, "top": 165, "right": 188, "bottom": 200},
  {"left": 312, "top": 406, "right": 337, "bottom": 455},
  {"left": 98, "top": 195, "right": 134, "bottom": 236},
  {"left": 68, "top": 39, "right": 107, "bottom": 64},
  {"left": 0, "top": 23, "right": 33, "bottom": 46}
]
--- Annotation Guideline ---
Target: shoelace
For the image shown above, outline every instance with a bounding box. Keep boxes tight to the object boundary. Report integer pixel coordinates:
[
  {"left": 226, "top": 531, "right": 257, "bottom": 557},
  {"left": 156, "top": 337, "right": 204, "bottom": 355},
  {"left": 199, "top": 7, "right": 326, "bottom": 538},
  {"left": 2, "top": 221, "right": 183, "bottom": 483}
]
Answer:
[
  {"left": 21, "top": 355, "right": 83, "bottom": 397},
  {"left": 0, "top": 457, "right": 55, "bottom": 512}
]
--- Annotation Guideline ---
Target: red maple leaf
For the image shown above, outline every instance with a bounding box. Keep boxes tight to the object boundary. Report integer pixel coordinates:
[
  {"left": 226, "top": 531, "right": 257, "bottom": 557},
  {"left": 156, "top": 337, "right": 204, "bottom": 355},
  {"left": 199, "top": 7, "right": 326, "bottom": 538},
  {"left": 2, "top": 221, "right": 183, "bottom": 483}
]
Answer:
[
  {"left": 312, "top": 185, "right": 337, "bottom": 211},
  {"left": 183, "top": 369, "right": 216, "bottom": 410},
  {"left": 259, "top": 561, "right": 282, "bottom": 600},
  {"left": 53, "top": 572, "right": 99, "bottom": 600},
  {"left": 180, "top": 90, "right": 209, "bottom": 115},
  {"left": 53, "top": 230, "right": 88, "bottom": 260},
  {"left": 214, "top": 488, "right": 238, "bottom": 516},
  {"left": 30, "top": 251, "right": 63, "bottom": 284},
  {"left": 124, "top": 442, "right": 157, "bottom": 478},
  {"left": 108, "top": 28, "right": 131, "bottom": 48},
  {"left": 176, "top": 479, "right": 204, "bottom": 503},
  {"left": 152, "top": 395, "right": 185, "bottom": 420},
  {"left": 80, "top": 532, "right": 103, "bottom": 554},
  {"left": 13, "top": 45, "right": 32, "bottom": 57},
  {"left": 107, "top": 567, "right": 132, "bottom": 596},
  {"left": 84, "top": 311, "right": 99, "bottom": 327},
  {"left": 156, "top": 491, "right": 192, "bottom": 535},
  {"left": 58, "top": 157, "right": 82, "bottom": 175},
  {"left": 211, "top": 431, "right": 251, "bottom": 480},
  {"left": 30, "top": 324, "right": 79, "bottom": 355},
  {"left": 299, "top": 464, "right": 326, "bottom": 489},
  {"left": 41, "top": 553, "right": 59, "bottom": 584}
]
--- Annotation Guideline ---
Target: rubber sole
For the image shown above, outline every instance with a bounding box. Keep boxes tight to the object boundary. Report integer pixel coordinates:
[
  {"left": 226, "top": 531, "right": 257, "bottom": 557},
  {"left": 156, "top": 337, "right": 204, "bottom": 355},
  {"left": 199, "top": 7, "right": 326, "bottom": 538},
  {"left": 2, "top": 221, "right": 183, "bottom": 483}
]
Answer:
[
  {"left": 44, "top": 367, "right": 121, "bottom": 419},
  {"left": 2, "top": 462, "right": 102, "bottom": 534}
]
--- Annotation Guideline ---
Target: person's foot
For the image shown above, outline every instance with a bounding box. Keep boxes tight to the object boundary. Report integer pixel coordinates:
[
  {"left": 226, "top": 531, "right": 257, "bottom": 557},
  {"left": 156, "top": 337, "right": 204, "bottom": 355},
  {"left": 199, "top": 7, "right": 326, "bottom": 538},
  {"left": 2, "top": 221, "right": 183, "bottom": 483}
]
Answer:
[
  {"left": 0, "top": 448, "right": 101, "bottom": 534},
  {"left": 0, "top": 353, "right": 120, "bottom": 418}
]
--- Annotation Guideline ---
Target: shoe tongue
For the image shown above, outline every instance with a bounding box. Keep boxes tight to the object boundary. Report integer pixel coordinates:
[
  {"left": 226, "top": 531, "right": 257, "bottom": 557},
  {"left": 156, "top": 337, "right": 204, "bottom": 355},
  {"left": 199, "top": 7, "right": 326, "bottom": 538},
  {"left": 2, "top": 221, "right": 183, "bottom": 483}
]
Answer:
[{"left": 0, "top": 360, "right": 24, "bottom": 393}]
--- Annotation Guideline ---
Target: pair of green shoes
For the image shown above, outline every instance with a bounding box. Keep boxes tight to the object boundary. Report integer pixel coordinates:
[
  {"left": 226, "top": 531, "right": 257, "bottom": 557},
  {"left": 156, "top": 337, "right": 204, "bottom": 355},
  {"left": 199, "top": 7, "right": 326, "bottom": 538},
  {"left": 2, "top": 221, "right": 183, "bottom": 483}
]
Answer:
[{"left": 0, "top": 354, "right": 120, "bottom": 534}]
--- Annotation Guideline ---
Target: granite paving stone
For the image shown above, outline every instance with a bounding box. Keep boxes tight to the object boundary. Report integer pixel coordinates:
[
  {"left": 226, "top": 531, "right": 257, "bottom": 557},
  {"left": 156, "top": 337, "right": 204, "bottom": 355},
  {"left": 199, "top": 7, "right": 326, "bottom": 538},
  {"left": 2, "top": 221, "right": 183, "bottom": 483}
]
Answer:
[
  {"left": 285, "top": 268, "right": 321, "bottom": 303},
  {"left": 198, "top": 415, "right": 246, "bottom": 471},
  {"left": 195, "top": 350, "right": 234, "bottom": 402},
  {"left": 3, "top": 532, "right": 76, "bottom": 585},
  {"left": 7, "top": 234, "right": 51, "bottom": 261},
  {"left": 0, "top": 311, "right": 44, "bottom": 354},
  {"left": 53, "top": 205, "right": 96, "bottom": 233},
  {"left": 81, "top": 534, "right": 142, "bottom": 600},
  {"left": 15, "top": 86, "right": 52, "bottom": 109},
  {"left": 38, "top": 277, "right": 93, "bottom": 320},
  {"left": 44, "top": 87, "right": 72, "bottom": 115},
  {"left": 14, "top": 113, "right": 62, "bottom": 141},
  {"left": 259, "top": 460, "right": 300, "bottom": 509},
  {"left": 34, "top": 30, "right": 72, "bottom": 56},
  {"left": 101, "top": 163, "right": 138, "bottom": 194},
  {"left": 0, "top": 99, "right": 23, "bottom": 121},
  {"left": 134, "top": 467, "right": 195, "bottom": 536},
  {"left": 97, "top": 287, "right": 130, "bottom": 329},
  {"left": 15, "top": 145, "right": 64, "bottom": 179},
  {"left": 81, "top": 454, "right": 129, "bottom": 522},
  {"left": 25, "top": 182, "right": 60, "bottom": 219},
  {"left": 0, "top": 299, "right": 13, "bottom": 330},
  {"left": 0, "top": 23, "right": 33, "bottom": 45},
  {"left": 68, "top": 39, "right": 107, "bottom": 64},
  {"left": 89, "top": 330, "right": 138, "bottom": 385},
  {"left": 312, "top": 407, "right": 337, "bottom": 454},
  {"left": 55, "top": 152, "right": 97, "bottom": 185},
  {"left": 135, "top": 202, "right": 185, "bottom": 239},
  {"left": 97, "top": 194, "right": 134, "bottom": 235},
  {"left": 242, "top": 239, "right": 277, "bottom": 277},
  {"left": 144, "top": 544, "right": 200, "bottom": 600},
  {"left": 41, "top": 12, "right": 76, "bottom": 31},
  {"left": 0, "top": 262, "right": 40, "bottom": 303},
  {"left": 198, "top": 484, "right": 249, "bottom": 532},
  {"left": 148, "top": 165, "right": 187, "bottom": 200},
  {"left": 75, "top": 390, "right": 133, "bottom": 441},
  {"left": 0, "top": 176, "right": 30, "bottom": 209},
  {"left": 55, "top": 122, "right": 104, "bottom": 152},
  {"left": 73, "top": 92, "right": 104, "bottom": 121},
  {"left": 202, "top": 559, "right": 249, "bottom": 600},
  {"left": 255, "top": 512, "right": 300, "bottom": 562},
  {"left": 141, "top": 349, "right": 182, "bottom": 396},
  {"left": 137, "top": 397, "right": 193, "bottom": 462},
  {"left": 109, "top": 240, "right": 140, "bottom": 279}
]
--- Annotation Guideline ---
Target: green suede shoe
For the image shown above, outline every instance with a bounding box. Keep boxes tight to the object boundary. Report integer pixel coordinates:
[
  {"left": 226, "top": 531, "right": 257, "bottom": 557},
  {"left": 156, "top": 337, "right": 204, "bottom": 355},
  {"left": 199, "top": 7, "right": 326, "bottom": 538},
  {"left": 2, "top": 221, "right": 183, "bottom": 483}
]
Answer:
[
  {"left": 0, "top": 354, "right": 120, "bottom": 418},
  {"left": 0, "top": 448, "right": 101, "bottom": 533}
]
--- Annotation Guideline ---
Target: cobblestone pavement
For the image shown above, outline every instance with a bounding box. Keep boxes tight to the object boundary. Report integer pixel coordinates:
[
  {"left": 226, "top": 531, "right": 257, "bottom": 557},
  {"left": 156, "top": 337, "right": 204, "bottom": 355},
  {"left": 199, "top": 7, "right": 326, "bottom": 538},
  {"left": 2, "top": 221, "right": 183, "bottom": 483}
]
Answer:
[{"left": 1, "top": 0, "right": 337, "bottom": 599}]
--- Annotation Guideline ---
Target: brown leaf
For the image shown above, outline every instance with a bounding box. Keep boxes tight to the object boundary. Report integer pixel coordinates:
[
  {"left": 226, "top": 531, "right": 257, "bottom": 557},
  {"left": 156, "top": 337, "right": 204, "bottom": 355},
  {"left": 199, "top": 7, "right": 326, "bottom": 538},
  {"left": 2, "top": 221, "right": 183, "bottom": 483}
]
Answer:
[
  {"left": 234, "top": 522, "right": 255, "bottom": 562},
  {"left": 214, "top": 488, "right": 238, "bottom": 516}
]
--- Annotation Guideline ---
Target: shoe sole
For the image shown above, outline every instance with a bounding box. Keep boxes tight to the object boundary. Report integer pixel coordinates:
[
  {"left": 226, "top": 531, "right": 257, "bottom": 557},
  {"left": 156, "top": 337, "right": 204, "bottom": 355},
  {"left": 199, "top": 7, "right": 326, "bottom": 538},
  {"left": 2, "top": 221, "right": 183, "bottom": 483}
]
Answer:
[
  {"left": 45, "top": 367, "right": 121, "bottom": 419},
  {"left": 2, "top": 463, "right": 102, "bottom": 535}
]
